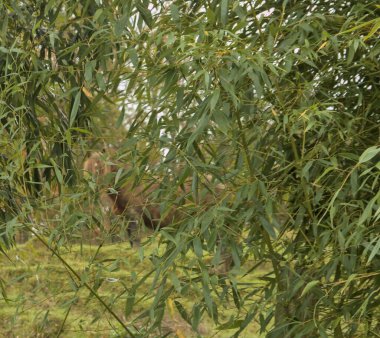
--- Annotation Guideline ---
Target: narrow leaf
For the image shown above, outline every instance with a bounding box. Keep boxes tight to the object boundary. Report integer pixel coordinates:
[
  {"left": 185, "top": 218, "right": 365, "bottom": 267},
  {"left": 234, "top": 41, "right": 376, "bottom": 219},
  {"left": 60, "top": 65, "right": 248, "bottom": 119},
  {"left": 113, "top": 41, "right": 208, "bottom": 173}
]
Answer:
[
  {"left": 125, "top": 289, "right": 135, "bottom": 318},
  {"left": 69, "top": 90, "right": 81, "bottom": 127},
  {"left": 210, "top": 88, "right": 220, "bottom": 111},
  {"left": 300, "top": 280, "right": 320, "bottom": 297},
  {"left": 174, "top": 300, "right": 192, "bottom": 325},
  {"left": 359, "top": 146, "right": 380, "bottom": 164},
  {"left": 135, "top": 1, "right": 153, "bottom": 29},
  {"left": 221, "top": 0, "right": 229, "bottom": 26}
]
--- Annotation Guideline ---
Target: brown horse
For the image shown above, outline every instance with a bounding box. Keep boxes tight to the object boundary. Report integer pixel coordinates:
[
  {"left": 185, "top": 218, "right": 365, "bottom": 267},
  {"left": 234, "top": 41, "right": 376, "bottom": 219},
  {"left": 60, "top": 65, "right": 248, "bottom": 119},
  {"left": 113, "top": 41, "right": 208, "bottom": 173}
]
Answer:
[{"left": 83, "top": 152, "right": 224, "bottom": 245}]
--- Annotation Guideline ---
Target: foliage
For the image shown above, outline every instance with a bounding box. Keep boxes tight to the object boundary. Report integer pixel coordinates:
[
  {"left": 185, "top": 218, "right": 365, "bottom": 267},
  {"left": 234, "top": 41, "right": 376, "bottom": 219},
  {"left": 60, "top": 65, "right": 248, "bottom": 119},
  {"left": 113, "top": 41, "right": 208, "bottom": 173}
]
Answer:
[
  {"left": 2, "top": 239, "right": 255, "bottom": 337},
  {"left": 1, "top": 0, "right": 380, "bottom": 337}
]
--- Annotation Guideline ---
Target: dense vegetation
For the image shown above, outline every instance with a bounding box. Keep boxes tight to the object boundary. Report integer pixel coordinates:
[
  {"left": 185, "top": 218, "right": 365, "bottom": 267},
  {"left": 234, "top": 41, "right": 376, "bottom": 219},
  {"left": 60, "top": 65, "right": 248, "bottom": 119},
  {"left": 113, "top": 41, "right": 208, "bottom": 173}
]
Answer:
[{"left": 1, "top": 0, "right": 379, "bottom": 337}]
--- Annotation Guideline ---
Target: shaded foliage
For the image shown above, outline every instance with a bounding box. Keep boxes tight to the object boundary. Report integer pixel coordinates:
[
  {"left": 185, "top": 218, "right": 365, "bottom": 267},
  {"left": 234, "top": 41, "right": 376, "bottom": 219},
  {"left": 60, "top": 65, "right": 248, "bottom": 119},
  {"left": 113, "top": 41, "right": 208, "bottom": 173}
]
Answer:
[{"left": 1, "top": 0, "right": 380, "bottom": 336}]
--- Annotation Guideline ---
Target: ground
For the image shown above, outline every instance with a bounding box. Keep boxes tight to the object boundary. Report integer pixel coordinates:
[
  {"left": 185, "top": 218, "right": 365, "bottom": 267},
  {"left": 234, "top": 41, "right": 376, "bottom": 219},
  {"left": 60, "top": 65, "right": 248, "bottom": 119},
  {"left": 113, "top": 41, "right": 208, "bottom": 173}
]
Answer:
[{"left": 0, "top": 236, "right": 263, "bottom": 337}]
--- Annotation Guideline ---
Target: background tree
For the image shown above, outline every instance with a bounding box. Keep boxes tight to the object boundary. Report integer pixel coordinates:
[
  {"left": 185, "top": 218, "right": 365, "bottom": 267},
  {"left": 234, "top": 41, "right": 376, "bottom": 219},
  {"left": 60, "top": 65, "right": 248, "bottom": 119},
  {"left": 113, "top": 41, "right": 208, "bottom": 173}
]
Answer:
[{"left": 1, "top": 0, "right": 379, "bottom": 337}]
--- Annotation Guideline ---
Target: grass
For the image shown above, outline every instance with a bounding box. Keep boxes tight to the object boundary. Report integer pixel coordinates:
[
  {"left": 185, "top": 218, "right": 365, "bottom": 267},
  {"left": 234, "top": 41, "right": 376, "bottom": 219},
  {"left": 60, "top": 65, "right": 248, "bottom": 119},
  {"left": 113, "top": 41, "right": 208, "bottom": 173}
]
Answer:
[{"left": 0, "top": 235, "right": 265, "bottom": 337}]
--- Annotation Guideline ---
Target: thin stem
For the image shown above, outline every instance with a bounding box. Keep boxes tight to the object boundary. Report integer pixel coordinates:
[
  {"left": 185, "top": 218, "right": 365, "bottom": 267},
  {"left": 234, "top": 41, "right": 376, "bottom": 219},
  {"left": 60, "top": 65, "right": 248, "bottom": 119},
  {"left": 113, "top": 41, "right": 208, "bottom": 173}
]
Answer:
[
  {"left": 235, "top": 111, "right": 282, "bottom": 287},
  {"left": 25, "top": 225, "right": 136, "bottom": 337}
]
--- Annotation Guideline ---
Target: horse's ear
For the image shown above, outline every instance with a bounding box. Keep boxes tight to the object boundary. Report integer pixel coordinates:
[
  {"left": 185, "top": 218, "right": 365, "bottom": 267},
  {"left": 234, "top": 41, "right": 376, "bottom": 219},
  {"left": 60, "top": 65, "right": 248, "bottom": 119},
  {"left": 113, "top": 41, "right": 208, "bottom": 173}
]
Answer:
[{"left": 83, "top": 152, "right": 107, "bottom": 177}]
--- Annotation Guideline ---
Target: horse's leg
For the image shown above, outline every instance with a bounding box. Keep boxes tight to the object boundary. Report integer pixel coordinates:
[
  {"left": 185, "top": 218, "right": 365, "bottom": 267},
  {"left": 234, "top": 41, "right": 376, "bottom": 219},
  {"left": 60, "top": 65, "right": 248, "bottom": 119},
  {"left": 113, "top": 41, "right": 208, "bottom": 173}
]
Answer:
[{"left": 127, "top": 219, "right": 141, "bottom": 247}]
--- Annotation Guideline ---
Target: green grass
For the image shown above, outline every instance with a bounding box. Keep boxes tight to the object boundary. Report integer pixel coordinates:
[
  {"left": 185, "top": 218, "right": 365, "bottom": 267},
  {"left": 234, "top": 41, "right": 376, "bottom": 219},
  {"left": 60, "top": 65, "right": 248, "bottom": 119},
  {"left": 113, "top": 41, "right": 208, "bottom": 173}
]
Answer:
[{"left": 0, "top": 236, "right": 264, "bottom": 337}]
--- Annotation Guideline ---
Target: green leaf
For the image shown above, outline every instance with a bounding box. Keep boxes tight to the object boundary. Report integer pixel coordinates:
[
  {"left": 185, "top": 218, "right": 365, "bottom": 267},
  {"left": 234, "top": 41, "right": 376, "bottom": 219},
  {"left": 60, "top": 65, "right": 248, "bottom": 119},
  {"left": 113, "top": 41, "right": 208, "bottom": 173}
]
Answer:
[
  {"left": 339, "top": 18, "right": 378, "bottom": 35},
  {"left": 115, "top": 106, "right": 125, "bottom": 128},
  {"left": 217, "top": 319, "right": 244, "bottom": 330},
  {"left": 358, "top": 191, "right": 380, "bottom": 226},
  {"left": 187, "top": 114, "right": 210, "bottom": 149},
  {"left": 115, "top": 12, "right": 130, "bottom": 37},
  {"left": 160, "top": 230, "right": 177, "bottom": 245},
  {"left": 69, "top": 90, "right": 81, "bottom": 127},
  {"left": 367, "top": 237, "right": 380, "bottom": 264},
  {"left": 347, "top": 43, "right": 356, "bottom": 65},
  {"left": 128, "top": 47, "right": 139, "bottom": 68},
  {"left": 50, "top": 159, "right": 63, "bottom": 185},
  {"left": 174, "top": 300, "right": 191, "bottom": 325},
  {"left": 191, "top": 171, "right": 198, "bottom": 203},
  {"left": 125, "top": 288, "right": 135, "bottom": 318},
  {"left": 233, "top": 309, "right": 256, "bottom": 338},
  {"left": 93, "top": 9, "right": 103, "bottom": 22},
  {"left": 170, "top": 4, "right": 180, "bottom": 22},
  {"left": 359, "top": 146, "right": 380, "bottom": 164},
  {"left": 220, "top": 0, "right": 229, "bottom": 26},
  {"left": 248, "top": 71, "right": 263, "bottom": 98},
  {"left": 300, "top": 280, "right": 320, "bottom": 297},
  {"left": 193, "top": 237, "right": 203, "bottom": 258},
  {"left": 84, "top": 62, "right": 93, "bottom": 83},
  {"left": 114, "top": 168, "right": 123, "bottom": 185},
  {"left": 65, "top": 129, "right": 72, "bottom": 148},
  {"left": 192, "top": 304, "right": 201, "bottom": 331},
  {"left": 364, "top": 19, "right": 380, "bottom": 41},
  {"left": 69, "top": 127, "right": 92, "bottom": 135},
  {"left": 341, "top": 274, "right": 357, "bottom": 294},
  {"left": 210, "top": 88, "right": 220, "bottom": 111},
  {"left": 213, "top": 106, "right": 230, "bottom": 133},
  {"left": 350, "top": 169, "right": 358, "bottom": 197},
  {"left": 96, "top": 73, "right": 106, "bottom": 91},
  {"left": 259, "top": 216, "right": 276, "bottom": 239},
  {"left": 135, "top": 0, "right": 153, "bottom": 29}
]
